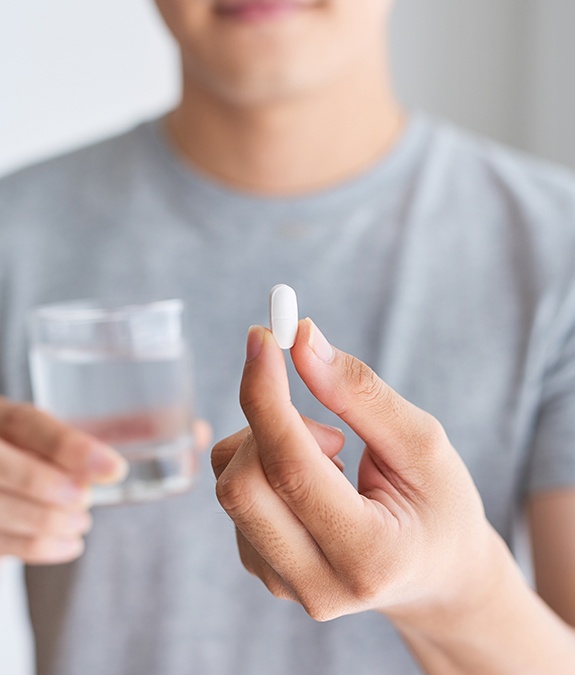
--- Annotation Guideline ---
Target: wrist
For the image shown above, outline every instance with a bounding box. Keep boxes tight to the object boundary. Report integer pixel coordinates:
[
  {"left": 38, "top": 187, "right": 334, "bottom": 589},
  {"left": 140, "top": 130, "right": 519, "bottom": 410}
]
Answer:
[
  {"left": 386, "top": 524, "right": 515, "bottom": 639},
  {"left": 385, "top": 527, "right": 575, "bottom": 674}
]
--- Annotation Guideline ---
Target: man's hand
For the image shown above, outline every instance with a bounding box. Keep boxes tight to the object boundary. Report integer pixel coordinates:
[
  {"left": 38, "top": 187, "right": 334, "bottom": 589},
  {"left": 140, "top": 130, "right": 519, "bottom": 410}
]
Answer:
[
  {"left": 212, "top": 318, "right": 502, "bottom": 623},
  {"left": 0, "top": 400, "right": 212, "bottom": 566},
  {"left": 0, "top": 398, "right": 127, "bottom": 564}
]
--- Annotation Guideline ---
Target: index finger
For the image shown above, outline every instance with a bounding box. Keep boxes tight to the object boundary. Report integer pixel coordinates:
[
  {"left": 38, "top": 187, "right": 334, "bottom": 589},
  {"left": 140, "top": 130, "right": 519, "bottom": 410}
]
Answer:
[
  {"left": 240, "top": 327, "right": 386, "bottom": 570},
  {"left": 0, "top": 398, "right": 127, "bottom": 482}
]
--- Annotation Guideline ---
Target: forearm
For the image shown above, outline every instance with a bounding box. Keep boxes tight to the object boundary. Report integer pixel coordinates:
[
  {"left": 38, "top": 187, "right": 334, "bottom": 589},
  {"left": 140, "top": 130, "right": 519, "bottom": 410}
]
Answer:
[{"left": 390, "top": 533, "right": 575, "bottom": 675}]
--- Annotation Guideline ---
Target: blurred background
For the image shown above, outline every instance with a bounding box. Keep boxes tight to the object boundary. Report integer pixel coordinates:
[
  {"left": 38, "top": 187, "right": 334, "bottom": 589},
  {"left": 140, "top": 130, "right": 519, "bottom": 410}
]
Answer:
[
  {"left": 2, "top": 0, "right": 575, "bottom": 179},
  {"left": 0, "top": 0, "right": 574, "bottom": 672}
]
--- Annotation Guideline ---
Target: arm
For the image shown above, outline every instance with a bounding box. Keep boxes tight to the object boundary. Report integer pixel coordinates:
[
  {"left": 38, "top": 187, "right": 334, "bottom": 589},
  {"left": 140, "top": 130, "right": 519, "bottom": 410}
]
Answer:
[
  {"left": 393, "top": 535, "right": 575, "bottom": 674},
  {"left": 399, "top": 491, "right": 575, "bottom": 673},
  {"left": 212, "top": 319, "right": 575, "bottom": 674}
]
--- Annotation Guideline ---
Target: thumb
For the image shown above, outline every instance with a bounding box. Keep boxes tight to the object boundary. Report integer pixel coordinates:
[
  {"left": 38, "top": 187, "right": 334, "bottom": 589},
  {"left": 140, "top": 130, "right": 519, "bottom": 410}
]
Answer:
[{"left": 290, "top": 319, "right": 449, "bottom": 478}]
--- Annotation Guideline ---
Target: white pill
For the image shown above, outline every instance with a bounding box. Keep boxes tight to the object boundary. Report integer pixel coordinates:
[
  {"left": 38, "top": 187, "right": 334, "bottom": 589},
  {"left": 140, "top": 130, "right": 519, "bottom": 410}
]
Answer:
[{"left": 269, "top": 284, "right": 298, "bottom": 349}]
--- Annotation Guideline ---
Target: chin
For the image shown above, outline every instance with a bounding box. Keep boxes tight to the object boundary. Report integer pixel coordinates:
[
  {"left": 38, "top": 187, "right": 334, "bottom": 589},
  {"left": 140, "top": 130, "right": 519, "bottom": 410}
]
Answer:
[
  {"left": 159, "top": 0, "right": 389, "bottom": 106},
  {"left": 184, "top": 56, "right": 334, "bottom": 106},
  {"left": 180, "top": 25, "right": 355, "bottom": 107}
]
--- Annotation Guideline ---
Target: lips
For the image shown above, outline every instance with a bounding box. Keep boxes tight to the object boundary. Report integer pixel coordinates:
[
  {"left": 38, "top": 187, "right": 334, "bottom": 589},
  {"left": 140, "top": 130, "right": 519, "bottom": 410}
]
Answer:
[{"left": 214, "top": 0, "right": 318, "bottom": 21}]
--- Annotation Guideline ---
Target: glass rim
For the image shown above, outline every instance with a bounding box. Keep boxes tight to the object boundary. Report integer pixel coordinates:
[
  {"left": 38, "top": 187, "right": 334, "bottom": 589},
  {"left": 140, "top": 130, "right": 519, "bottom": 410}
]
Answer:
[{"left": 29, "top": 299, "right": 184, "bottom": 323}]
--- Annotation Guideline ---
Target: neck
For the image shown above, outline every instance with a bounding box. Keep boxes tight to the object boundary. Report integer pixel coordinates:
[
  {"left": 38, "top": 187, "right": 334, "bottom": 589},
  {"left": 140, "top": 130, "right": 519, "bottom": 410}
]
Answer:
[{"left": 166, "top": 49, "right": 404, "bottom": 196}]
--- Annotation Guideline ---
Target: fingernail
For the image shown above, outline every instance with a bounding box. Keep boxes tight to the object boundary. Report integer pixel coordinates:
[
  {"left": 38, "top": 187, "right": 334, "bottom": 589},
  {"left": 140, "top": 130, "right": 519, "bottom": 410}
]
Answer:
[
  {"left": 246, "top": 325, "right": 264, "bottom": 362},
  {"left": 87, "top": 443, "right": 128, "bottom": 480},
  {"left": 308, "top": 319, "right": 334, "bottom": 364}
]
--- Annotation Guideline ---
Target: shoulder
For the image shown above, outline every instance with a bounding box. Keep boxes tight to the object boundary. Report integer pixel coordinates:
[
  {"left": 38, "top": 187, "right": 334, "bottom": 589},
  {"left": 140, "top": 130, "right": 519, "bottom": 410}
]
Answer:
[
  {"left": 423, "top": 116, "right": 575, "bottom": 228},
  {"left": 0, "top": 119, "right": 156, "bottom": 222},
  {"left": 416, "top": 116, "right": 575, "bottom": 292},
  {"left": 0, "top": 119, "right": 162, "bottom": 266}
]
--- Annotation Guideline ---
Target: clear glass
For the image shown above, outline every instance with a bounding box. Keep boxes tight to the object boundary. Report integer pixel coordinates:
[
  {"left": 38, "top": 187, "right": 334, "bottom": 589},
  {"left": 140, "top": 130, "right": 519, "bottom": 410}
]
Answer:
[{"left": 28, "top": 299, "right": 197, "bottom": 506}]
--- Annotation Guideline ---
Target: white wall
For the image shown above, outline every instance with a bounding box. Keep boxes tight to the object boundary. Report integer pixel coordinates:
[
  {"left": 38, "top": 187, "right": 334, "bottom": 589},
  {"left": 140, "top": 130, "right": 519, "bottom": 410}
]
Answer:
[
  {"left": 523, "top": 1, "right": 575, "bottom": 168},
  {"left": 0, "top": 0, "right": 179, "bottom": 177},
  {"left": 391, "top": 0, "right": 575, "bottom": 168},
  {"left": 1, "top": 1, "right": 574, "bottom": 674}
]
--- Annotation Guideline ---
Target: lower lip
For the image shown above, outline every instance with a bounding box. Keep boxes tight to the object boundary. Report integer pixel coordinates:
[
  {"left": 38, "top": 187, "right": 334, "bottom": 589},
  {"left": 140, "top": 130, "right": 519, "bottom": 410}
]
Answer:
[{"left": 215, "top": 2, "right": 303, "bottom": 23}]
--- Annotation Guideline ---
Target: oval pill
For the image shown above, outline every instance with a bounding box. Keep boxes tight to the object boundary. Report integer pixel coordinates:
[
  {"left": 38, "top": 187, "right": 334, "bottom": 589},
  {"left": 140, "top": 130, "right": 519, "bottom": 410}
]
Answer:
[{"left": 269, "top": 284, "right": 298, "bottom": 349}]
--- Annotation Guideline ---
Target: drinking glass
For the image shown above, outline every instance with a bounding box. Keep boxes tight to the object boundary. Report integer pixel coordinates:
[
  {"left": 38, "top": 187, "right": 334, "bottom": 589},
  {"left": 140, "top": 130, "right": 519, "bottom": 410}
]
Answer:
[{"left": 28, "top": 299, "right": 197, "bottom": 505}]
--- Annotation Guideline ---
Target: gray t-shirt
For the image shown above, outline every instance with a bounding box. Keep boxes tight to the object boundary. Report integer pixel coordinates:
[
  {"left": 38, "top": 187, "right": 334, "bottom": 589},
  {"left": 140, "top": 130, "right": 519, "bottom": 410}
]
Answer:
[{"left": 1, "top": 112, "right": 575, "bottom": 675}]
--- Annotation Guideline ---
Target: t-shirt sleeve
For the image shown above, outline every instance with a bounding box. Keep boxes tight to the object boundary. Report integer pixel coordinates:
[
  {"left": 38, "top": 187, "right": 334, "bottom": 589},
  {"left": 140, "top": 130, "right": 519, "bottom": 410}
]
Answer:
[{"left": 525, "top": 280, "right": 575, "bottom": 494}]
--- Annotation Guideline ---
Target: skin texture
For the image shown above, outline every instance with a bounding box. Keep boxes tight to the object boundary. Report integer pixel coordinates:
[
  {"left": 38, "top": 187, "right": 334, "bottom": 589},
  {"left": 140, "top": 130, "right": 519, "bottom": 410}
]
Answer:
[{"left": 213, "top": 320, "right": 575, "bottom": 672}]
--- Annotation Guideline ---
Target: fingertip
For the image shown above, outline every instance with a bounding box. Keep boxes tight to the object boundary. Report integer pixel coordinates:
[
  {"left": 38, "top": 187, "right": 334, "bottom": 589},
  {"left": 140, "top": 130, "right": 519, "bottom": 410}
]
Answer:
[
  {"left": 94, "top": 459, "right": 129, "bottom": 485},
  {"left": 87, "top": 445, "right": 128, "bottom": 485},
  {"left": 301, "top": 417, "right": 346, "bottom": 458},
  {"left": 292, "top": 318, "right": 312, "bottom": 347},
  {"left": 65, "top": 431, "right": 126, "bottom": 483},
  {"left": 240, "top": 325, "right": 294, "bottom": 426},
  {"left": 193, "top": 419, "right": 213, "bottom": 453},
  {"left": 42, "top": 537, "right": 86, "bottom": 565},
  {"left": 293, "top": 318, "right": 335, "bottom": 366},
  {"left": 246, "top": 325, "right": 287, "bottom": 366},
  {"left": 246, "top": 325, "right": 266, "bottom": 362},
  {"left": 61, "top": 537, "right": 85, "bottom": 563},
  {"left": 307, "top": 319, "right": 335, "bottom": 364},
  {"left": 81, "top": 487, "right": 94, "bottom": 509}
]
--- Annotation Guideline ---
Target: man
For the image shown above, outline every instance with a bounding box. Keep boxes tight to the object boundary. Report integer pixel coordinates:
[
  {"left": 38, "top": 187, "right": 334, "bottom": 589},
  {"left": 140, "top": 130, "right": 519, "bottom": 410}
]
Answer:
[{"left": 1, "top": 0, "right": 574, "bottom": 673}]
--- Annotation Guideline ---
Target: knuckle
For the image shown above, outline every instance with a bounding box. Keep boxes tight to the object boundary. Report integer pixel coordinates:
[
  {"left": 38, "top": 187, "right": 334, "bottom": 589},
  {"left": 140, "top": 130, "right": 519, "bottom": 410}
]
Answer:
[
  {"left": 262, "top": 572, "right": 292, "bottom": 602},
  {"left": 425, "top": 415, "right": 448, "bottom": 447},
  {"left": 210, "top": 440, "right": 230, "bottom": 476},
  {"left": 343, "top": 357, "right": 386, "bottom": 408},
  {"left": 306, "top": 607, "right": 331, "bottom": 623},
  {"left": 264, "top": 458, "right": 311, "bottom": 508},
  {"left": 346, "top": 571, "right": 381, "bottom": 605},
  {"left": 210, "top": 431, "right": 250, "bottom": 477},
  {"left": 215, "top": 472, "right": 257, "bottom": 521},
  {"left": 414, "top": 414, "right": 449, "bottom": 458},
  {"left": 237, "top": 535, "right": 294, "bottom": 602},
  {"left": 239, "top": 385, "right": 275, "bottom": 422},
  {"left": 299, "top": 594, "right": 335, "bottom": 623},
  {"left": 304, "top": 556, "right": 381, "bottom": 618}
]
